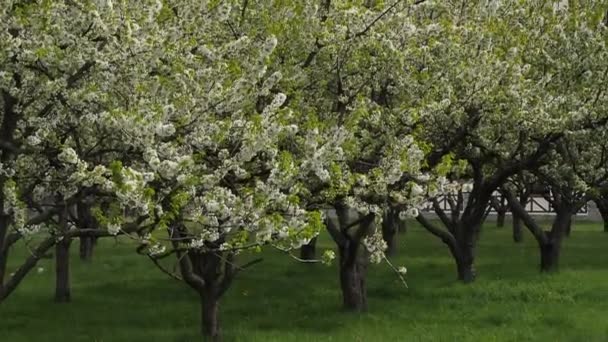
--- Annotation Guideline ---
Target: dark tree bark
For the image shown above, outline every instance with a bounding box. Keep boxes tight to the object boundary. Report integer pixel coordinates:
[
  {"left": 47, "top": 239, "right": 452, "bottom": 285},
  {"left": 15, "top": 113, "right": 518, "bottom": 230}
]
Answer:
[
  {"left": 594, "top": 198, "right": 608, "bottom": 233},
  {"left": 510, "top": 192, "right": 529, "bottom": 243},
  {"left": 54, "top": 238, "right": 72, "bottom": 302},
  {"left": 417, "top": 183, "right": 488, "bottom": 284},
  {"left": 456, "top": 231, "right": 477, "bottom": 283},
  {"left": 169, "top": 225, "right": 258, "bottom": 341},
  {"left": 504, "top": 189, "right": 573, "bottom": 273},
  {"left": 490, "top": 194, "right": 509, "bottom": 229},
  {"left": 496, "top": 209, "right": 506, "bottom": 228},
  {"left": 338, "top": 241, "right": 368, "bottom": 311},
  {"left": 187, "top": 250, "right": 224, "bottom": 340},
  {"left": 0, "top": 89, "right": 18, "bottom": 301},
  {"left": 326, "top": 208, "right": 375, "bottom": 311},
  {"left": 564, "top": 216, "right": 572, "bottom": 237},
  {"left": 539, "top": 212, "right": 570, "bottom": 273},
  {"left": 398, "top": 219, "right": 407, "bottom": 233},
  {"left": 512, "top": 214, "right": 524, "bottom": 243},
  {"left": 381, "top": 210, "right": 399, "bottom": 257},
  {"left": 53, "top": 205, "right": 73, "bottom": 302},
  {"left": 200, "top": 290, "right": 220, "bottom": 340},
  {"left": 416, "top": 213, "right": 478, "bottom": 283},
  {"left": 79, "top": 237, "right": 95, "bottom": 261},
  {"left": 1, "top": 228, "right": 114, "bottom": 302},
  {"left": 0, "top": 215, "right": 8, "bottom": 290},
  {"left": 539, "top": 234, "right": 561, "bottom": 273},
  {"left": 299, "top": 237, "right": 317, "bottom": 261},
  {"left": 77, "top": 202, "right": 97, "bottom": 262}
]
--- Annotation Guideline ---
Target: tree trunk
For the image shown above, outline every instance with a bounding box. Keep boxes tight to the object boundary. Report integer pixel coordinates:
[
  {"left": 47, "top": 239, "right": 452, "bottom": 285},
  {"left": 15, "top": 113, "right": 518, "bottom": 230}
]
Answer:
[
  {"left": 564, "top": 216, "right": 572, "bottom": 237},
  {"left": 382, "top": 227, "right": 398, "bottom": 257},
  {"left": 79, "top": 237, "right": 95, "bottom": 262},
  {"left": 174, "top": 243, "right": 232, "bottom": 341},
  {"left": 511, "top": 192, "right": 528, "bottom": 243},
  {"left": 512, "top": 213, "right": 524, "bottom": 243},
  {"left": 0, "top": 247, "right": 8, "bottom": 298},
  {"left": 338, "top": 242, "right": 367, "bottom": 311},
  {"left": 77, "top": 202, "right": 97, "bottom": 262},
  {"left": 55, "top": 239, "right": 71, "bottom": 302},
  {"left": 200, "top": 291, "right": 221, "bottom": 341},
  {"left": 496, "top": 209, "right": 506, "bottom": 228},
  {"left": 538, "top": 210, "right": 570, "bottom": 273},
  {"left": 595, "top": 199, "right": 608, "bottom": 233},
  {"left": 0, "top": 214, "right": 9, "bottom": 289},
  {"left": 456, "top": 238, "right": 476, "bottom": 283},
  {"left": 299, "top": 237, "right": 317, "bottom": 261},
  {"left": 539, "top": 239, "right": 561, "bottom": 273},
  {"left": 381, "top": 214, "right": 398, "bottom": 257}
]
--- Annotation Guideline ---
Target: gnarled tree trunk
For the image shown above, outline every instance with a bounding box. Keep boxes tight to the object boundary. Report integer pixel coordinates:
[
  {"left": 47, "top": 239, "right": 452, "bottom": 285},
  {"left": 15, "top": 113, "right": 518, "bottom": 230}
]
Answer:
[
  {"left": 326, "top": 208, "right": 375, "bottom": 311},
  {"left": 506, "top": 189, "right": 572, "bottom": 273},
  {"left": 170, "top": 224, "right": 245, "bottom": 341},
  {"left": 416, "top": 213, "right": 480, "bottom": 283},
  {"left": 538, "top": 210, "right": 570, "bottom": 273}
]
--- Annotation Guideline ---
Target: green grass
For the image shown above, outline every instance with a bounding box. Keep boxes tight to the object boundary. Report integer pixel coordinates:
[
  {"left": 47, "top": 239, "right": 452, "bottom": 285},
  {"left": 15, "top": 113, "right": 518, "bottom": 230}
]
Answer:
[{"left": 2, "top": 220, "right": 608, "bottom": 341}]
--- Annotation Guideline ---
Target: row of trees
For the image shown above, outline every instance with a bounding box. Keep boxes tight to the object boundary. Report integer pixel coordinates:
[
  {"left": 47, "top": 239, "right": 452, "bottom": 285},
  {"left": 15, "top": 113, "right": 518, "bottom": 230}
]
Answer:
[{"left": 1, "top": 0, "right": 608, "bottom": 340}]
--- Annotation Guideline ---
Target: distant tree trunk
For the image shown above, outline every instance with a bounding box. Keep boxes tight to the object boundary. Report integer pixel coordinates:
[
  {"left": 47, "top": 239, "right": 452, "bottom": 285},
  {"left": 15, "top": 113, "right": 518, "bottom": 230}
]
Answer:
[
  {"left": 382, "top": 226, "right": 398, "bottom": 257},
  {"left": 79, "top": 237, "right": 95, "bottom": 261},
  {"left": 338, "top": 241, "right": 367, "bottom": 311},
  {"left": 594, "top": 198, "right": 608, "bottom": 233},
  {"left": 496, "top": 209, "right": 506, "bottom": 228},
  {"left": 77, "top": 203, "right": 97, "bottom": 262},
  {"left": 381, "top": 210, "right": 398, "bottom": 257},
  {"left": 398, "top": 219, "right": 407, "bottom": 233},
  {"left": 54, "top": 239, "right": 71, "bottom": 302},
  {"left": 299, "top": 237, "right": 317, "bottom": 261}
]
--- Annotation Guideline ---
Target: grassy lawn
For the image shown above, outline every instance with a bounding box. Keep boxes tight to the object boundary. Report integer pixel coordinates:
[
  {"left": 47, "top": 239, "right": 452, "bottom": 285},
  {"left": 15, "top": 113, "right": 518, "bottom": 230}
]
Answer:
[{"left": 2, "top": 220, "right": 608, "bottom": 341}]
